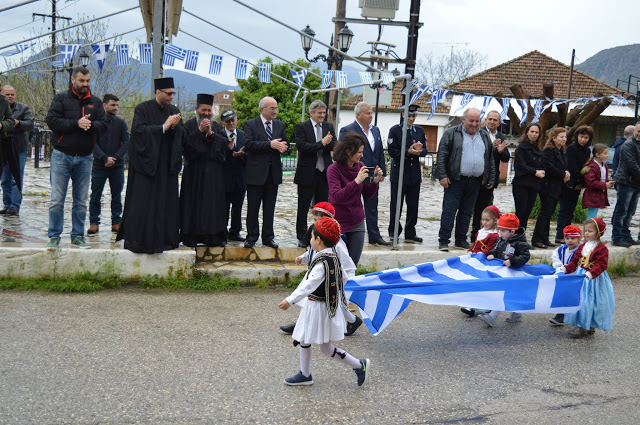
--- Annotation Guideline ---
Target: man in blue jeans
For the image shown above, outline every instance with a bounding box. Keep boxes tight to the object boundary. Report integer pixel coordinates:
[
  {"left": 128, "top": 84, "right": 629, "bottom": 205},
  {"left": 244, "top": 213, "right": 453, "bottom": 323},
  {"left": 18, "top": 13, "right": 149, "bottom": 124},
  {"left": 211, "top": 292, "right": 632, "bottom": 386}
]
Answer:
[
  {"left": 45, "top": 66, "right": 107, "bottom": 249},
  {"left": 0, "top": 85, "right": 32, "bottom": 216},
  {"left": 88, "top": 93, "right": 129, "bottom": 235},
  {"left": 611, "top": 123, "right": 640, "bottom": 247}
]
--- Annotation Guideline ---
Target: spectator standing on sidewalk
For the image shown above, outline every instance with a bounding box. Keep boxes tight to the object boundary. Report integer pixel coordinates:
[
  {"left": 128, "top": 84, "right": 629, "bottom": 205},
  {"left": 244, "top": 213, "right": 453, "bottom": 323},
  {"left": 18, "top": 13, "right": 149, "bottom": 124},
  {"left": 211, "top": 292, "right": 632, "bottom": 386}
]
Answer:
[
  {"left": 611, "top": 125, "right": 634, "bottom": 178},
  {"left": 45, "top": 66, "right": 107, "bottom": 249},
  {"left": 88, "top": 94, "right": 129, "bottom": 235},
  {"left": 435, "top": 108, "right": 495, "bottom": 252},
  {"left": 0, "top": 85, "right": 32, "bottom": 216},
  {"left": 611, "top": 123, "right": 640, "bottom": 247},
  {"left": 220, "top": 109, "right": 247, "bottom": 242}
]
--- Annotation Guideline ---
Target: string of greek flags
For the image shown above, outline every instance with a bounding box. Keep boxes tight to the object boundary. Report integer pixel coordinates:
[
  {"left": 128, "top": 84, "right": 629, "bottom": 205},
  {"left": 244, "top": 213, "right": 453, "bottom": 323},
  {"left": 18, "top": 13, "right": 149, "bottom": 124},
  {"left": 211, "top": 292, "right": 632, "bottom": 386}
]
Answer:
[{"left": 42, "top": 42, "right": 632, "bottom": 120}]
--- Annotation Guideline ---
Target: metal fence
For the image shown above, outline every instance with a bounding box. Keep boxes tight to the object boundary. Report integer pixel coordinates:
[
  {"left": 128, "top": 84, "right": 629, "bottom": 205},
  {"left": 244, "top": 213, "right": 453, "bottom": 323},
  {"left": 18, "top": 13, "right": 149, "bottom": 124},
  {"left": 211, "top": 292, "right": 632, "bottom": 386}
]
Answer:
[{"left": 29, "top": 128, "right": 52, "bottom": 168}]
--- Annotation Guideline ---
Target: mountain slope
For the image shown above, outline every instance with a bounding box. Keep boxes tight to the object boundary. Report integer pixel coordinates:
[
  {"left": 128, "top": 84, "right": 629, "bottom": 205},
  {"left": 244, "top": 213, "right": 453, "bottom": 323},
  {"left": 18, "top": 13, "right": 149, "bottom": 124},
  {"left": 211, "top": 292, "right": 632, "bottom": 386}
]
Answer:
[{"left": 576, "top": 44, "right": 640, "bottom": 90}]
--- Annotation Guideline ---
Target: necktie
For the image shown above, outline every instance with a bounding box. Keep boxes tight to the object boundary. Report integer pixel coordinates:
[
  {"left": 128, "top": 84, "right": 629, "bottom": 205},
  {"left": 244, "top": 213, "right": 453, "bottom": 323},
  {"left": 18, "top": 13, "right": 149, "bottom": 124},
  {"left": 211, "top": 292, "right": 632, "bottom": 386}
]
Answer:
[
  {"left": 265, "top": 121, "right": 272, "bottom": 140},
  {"left": 229, "top": 132, "right": 235, "bottom": 149},
  {"left": 315, "top": 123, "right": 325, "bottom": 172}
]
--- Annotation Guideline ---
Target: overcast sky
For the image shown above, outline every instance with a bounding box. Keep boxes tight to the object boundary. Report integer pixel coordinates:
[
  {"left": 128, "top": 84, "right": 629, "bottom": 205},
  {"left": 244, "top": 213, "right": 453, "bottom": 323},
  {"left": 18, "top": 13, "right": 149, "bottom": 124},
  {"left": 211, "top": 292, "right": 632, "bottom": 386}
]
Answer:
[{"left": 1, "top": 0, "right": 638, "bottom": 87}]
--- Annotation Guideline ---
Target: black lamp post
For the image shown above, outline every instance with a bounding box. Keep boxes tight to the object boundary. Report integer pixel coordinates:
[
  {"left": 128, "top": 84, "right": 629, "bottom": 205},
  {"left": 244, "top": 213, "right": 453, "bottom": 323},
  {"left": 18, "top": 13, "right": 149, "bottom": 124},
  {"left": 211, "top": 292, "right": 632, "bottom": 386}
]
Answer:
[{"left": 67, "top": 50, "right": 90, "bottom": 86}]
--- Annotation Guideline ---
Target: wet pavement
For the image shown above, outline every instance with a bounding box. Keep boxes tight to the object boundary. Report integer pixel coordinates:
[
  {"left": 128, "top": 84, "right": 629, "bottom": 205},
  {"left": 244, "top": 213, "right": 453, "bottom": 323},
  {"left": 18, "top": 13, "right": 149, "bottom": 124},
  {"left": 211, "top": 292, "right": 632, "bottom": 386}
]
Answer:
[{"left": 1, "top": 159, "right": 628, "bottom": 251}]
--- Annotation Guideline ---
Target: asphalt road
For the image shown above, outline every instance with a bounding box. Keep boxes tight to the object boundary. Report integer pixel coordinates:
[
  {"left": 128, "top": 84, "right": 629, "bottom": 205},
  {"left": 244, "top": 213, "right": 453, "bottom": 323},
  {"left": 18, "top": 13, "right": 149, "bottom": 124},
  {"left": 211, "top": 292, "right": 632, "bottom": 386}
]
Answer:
[{"left": 1, "top": 278, "right": 638, "bottom": 424}]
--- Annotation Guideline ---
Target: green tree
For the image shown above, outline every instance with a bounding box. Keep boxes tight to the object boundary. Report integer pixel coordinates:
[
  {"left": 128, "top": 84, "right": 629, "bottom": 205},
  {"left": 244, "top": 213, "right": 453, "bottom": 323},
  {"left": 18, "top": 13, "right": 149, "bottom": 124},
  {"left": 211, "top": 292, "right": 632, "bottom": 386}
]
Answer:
[{"left": 232, "top": 57, "right": 325, "bottom": 142}]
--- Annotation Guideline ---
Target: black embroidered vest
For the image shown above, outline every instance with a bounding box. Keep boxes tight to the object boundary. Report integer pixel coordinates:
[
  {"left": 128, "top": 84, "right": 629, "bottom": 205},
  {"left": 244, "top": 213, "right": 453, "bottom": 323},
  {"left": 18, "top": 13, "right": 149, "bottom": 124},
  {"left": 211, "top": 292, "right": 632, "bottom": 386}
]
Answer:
[{"left": 306, "top": 252, "right": 348, "bottom": 318}]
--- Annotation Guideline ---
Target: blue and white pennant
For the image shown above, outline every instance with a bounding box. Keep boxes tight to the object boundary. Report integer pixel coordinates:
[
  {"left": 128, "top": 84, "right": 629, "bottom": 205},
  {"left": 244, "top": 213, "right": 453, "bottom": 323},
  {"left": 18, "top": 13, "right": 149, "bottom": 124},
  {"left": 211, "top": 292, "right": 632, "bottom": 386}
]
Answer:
[
  {"left": 258, "top": 62, "right": 271, "bottom": 83},
  {"left": 209, "top": 55, "right": 223, "bottom": 75},
  {"left": 90, "top": 44, "right": 110, "bottom": 73},
  {"left": 234, "top": 59, "right": 248, "bottom": 79}
]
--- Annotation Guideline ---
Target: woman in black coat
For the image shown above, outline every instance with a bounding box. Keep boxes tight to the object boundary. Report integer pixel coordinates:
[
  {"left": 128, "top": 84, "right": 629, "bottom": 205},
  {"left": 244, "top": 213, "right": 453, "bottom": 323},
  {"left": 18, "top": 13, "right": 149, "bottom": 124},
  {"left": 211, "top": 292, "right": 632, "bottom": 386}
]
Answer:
[
  {"left": 531, "top": 128, "right": 570, "bottom": 248},
  {"left": 511, "top": 123, "right": 544, "bottom": 241}
]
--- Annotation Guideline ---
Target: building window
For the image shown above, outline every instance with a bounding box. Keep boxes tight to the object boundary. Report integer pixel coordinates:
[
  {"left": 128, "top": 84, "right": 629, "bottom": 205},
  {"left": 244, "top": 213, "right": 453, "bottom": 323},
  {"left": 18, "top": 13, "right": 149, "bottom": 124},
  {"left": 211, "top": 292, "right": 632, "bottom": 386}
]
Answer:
[{"left": 223, "top": 94, "right": 230, "bottom": 99}]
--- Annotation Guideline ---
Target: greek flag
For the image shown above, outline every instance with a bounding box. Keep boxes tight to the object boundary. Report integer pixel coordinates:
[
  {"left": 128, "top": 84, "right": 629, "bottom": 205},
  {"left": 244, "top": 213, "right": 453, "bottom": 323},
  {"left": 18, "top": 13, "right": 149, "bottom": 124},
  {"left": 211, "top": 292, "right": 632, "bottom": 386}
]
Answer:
[
  {"left": 409, "top": 84, "right": 430, "bottom": 105},
  {"left": 344, "top": 254, "right": 586, "bottom": 335},
  {"left": 116, "top": 44, "right": 129, "bottom": 66},
  {"left": 320, "top": 70, "right": 333, "bottom": 89},
  {"left": 290, "top": 69, "right": 308, "bottom": 103},
  {"left": 381, "top": 72, "right": 395, "bottom": 85},
  {"left": 426, "top": 89, "right": 450, "bottom": 120},
  {"left": 258, "top": 62, "right": 271, "bottom": 83},
  {"left": 60, "top": 44, "right": 81, "bottom": 66},
  {"left": 209, "top": 55, "right": 223, "bottom": 75},
  {"left": 401, "top": 79, "right": 420, "bottom": 95},
  {"left": 531, "top": 100, "right": 544, "bottom": 123},
  {"left": 611, "top": 95, "right": 631, "bottom": 106},
  {"left": 479, "top": 96, "right": 494, "bottom": 120},
  {"left": 519, "top": 99, "right": 529, "bottom": 126},
  {"left": 234, "top": 59, "right": 248, "bottom": 80},
  {"left": 0, "top": 42, "right": 36, "bottom": 57},
  {"left": 336, "top": 71, "right": 348, "bottom": 88},
  {"left": 359, "top": 72, "right": 373, "bottom": 85},
  {"left": 162, "top": 53, "right": 175, "bottom": 66},
  {"left": 164, "top": 43, "right": 187, "bottom": 61},
  {"left": 91, "top": 44, "right": 110, "bottom": 73},
  {"left": 454, "top": 93, "right": 475, "bottom": 114},
  {"left": 499, "top": 98, "right": 511, "bottom": 123},
  {"left": 184, "top": 50, "right": 199, "bottom": 71},
  {"left": 139, "top": 43, "right": 152, "bottom": 64}
]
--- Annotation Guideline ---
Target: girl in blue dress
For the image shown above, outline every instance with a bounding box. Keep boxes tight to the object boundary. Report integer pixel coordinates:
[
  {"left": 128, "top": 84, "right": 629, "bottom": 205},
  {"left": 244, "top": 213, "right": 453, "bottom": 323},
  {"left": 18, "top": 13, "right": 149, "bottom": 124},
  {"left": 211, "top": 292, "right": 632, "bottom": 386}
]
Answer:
[{"left": 556, "top": 217, "right": 615, "bottom": 337}]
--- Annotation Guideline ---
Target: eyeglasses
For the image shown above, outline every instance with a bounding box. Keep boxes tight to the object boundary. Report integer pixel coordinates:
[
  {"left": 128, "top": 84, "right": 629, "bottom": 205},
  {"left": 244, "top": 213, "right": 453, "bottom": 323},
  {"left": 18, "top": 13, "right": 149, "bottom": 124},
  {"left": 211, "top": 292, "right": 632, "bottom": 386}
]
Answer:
[
  {"left": 267, "top": 107, "right": 279, "bottom": 111},
  {"left": 161, "top": 90, "right": 176, "bottom": 96}
]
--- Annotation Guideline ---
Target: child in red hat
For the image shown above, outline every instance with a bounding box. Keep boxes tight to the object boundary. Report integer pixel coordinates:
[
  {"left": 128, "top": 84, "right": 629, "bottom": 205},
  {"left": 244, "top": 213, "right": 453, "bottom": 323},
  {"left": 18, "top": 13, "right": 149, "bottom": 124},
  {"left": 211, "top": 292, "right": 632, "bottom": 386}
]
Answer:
[
  {"left": 549, "top": 225, "right": 582, "bottom": 326},
  {"left": 479, "top": 213, "right": 531, "bottom": 327},
  {"left": 279, "top": 217, "right": 370, "bottom": 386},
  {"left": 556, "top": 217, "right": 615, "bottom": 337}
]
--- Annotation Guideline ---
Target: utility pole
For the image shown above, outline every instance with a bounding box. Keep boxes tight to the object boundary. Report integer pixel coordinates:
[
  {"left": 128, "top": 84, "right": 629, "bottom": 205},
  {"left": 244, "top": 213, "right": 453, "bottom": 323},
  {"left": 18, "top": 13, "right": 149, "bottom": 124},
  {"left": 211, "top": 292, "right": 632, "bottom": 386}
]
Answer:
[
  {"left": 327, "top": 0, "right": 346, "bottom": 124},
  {"left": 567, "top": 49, "right": 575, "bottom": 99},
  {"left": 404, "top": 0, "right": 420, "bottom": 78},
  {"left": 150, "top": 0, "right": 165, "bottom": 94},
  {"left": 33, "top": 0, "right": 71, "bottom": 99}
]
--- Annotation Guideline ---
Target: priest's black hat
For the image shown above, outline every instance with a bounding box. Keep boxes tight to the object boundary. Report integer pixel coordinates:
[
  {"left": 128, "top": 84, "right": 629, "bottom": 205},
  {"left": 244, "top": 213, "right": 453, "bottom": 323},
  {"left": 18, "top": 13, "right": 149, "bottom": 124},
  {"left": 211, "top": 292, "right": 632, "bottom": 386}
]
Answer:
[
  {"left": 197, "top": 93, "right": 214, "bottom": 106},
  {"left": 154, "top": 77, "right": 174, "bottom": 91}
]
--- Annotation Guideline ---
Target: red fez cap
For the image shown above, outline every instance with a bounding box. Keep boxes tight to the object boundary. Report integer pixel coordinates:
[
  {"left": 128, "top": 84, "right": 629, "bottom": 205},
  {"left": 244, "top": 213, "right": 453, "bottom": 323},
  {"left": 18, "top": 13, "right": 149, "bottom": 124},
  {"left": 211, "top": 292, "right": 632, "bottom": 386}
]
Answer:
[
  {"left": 314, "top": 217, "right": 342, "bottom": 243},
  {"left": 312, "top": 202, "right": 335, "bottom": 218},
  {"left": 563, "top": 225, "right": 582, "bottom": 237},
  {"left": 497, "top": 213, "right": 519, "bottom": 231}
]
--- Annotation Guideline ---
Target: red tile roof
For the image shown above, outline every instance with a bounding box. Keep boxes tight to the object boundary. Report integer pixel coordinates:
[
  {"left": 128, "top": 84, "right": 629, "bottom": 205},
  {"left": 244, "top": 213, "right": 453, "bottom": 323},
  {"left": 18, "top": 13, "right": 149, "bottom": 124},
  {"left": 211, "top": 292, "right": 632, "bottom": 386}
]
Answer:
[
  {"left": 447, "top": 50, "right": 622, "bottom": 98},
  {"left": 342, "top": 83, "right": 450, "bottom": 114}
]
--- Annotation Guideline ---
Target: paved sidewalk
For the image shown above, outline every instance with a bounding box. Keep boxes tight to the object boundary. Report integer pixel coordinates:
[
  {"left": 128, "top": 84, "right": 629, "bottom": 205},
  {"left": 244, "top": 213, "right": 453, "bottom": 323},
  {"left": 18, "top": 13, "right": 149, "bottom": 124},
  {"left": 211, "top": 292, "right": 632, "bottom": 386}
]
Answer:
[{"left": 0, "top": 160, "right": 630, "bottom": 250}]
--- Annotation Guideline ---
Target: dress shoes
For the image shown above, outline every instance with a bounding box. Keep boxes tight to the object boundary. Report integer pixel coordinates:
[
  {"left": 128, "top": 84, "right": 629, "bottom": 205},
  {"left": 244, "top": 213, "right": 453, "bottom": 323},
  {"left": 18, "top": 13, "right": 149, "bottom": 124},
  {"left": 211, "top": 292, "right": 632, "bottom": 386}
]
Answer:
[
  {"left": 5, "top": 207, "right": 18, "bottom": 216},
  {"left": 555, "top": 238, "right": 565, "bottom": 244},
  {"left": 543, "top": 240, "right": 556, "bottom": 247},
  {"left": 244, "top": 240, "right": 255, "bottom": 248},
  {"left": 87, "top": 225, "right": 99, "bottom": 234},
  {"left": 454, "top": 240, "right": 471, "bottom": 250},
  {"left": 280, "top": 323, "right": 296, "bottom": 334},
  {"left": 228, "top": 234, "right": 246, "bottom": 242},
  {"left": 297, "top": 239, "right": 307, "bottom": 248},
  {"left": 263, "top": 240, "right": 279, "bottom": 249},
  {"left": 0, "top": 208, "right": 7, "bottom": 214},
  {"left": 369, "top": 238, "right": 391, "bottom": 246},
  {"left": 111, "top": 224, "right": 120, "bottom": 233},
  {"left": 405, "top": 236, "right": 423, "bottom": 244},
  {"left": 532, "top": 241, "right": 547, "bottom": 249}
]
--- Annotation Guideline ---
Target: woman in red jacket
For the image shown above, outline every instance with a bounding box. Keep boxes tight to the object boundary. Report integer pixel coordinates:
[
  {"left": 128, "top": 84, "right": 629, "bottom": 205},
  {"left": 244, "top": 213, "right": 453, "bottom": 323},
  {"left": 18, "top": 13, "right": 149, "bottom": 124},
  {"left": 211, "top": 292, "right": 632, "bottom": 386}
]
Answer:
[{"left": 581, "top": 144, "right": 615, "bottom": 219}]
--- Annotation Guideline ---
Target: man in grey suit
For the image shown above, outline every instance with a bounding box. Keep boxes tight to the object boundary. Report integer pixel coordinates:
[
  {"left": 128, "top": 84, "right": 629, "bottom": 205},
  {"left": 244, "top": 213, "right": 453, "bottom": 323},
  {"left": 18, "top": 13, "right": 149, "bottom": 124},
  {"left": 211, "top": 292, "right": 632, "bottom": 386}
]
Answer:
[
  {"left": 243, "top": 96, "right": 288, "bottom": 248},
  {"left": 0, "top": 85, "right": 32, "bottom": 216},
  {"left": 339, "top": 101, "right": 390, "bottom": 246}
]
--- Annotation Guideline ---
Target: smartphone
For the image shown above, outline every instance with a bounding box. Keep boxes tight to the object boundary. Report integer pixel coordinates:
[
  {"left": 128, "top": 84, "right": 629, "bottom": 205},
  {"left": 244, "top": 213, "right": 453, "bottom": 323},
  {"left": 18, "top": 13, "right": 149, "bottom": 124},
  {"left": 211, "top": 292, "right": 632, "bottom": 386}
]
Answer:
[{"left": 364, "top": 166, "right": 376, "bottom": 184}]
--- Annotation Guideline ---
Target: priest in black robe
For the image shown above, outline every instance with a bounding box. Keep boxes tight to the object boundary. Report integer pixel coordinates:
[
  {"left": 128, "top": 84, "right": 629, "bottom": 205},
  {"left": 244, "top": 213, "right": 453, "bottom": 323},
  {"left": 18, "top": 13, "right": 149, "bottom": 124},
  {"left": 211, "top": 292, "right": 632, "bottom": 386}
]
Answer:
[
  {"left": 179, "top": 94, "right": 228, "bottom": 247},
  {"left": 116, "top": 77, "right": 184, "bottom": 253}
]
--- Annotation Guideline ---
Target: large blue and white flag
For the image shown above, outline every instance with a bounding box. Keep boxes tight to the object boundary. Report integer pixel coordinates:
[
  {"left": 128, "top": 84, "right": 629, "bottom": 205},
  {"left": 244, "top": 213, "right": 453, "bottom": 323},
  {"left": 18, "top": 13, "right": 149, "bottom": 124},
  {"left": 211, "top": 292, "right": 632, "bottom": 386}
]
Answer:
[
  {"left": 359, "top": 72, "right": 373, "bottom": 85},
  {"left": 381, "top": 72, "right": 395, "bottom": 85},
  {"left": 531, "top": 99, "right": 544, "bottom": 123},
  {"left": 426, "top": 89, "right": 450, "bottom": 120},
  {"left": 139, "top": 43, "right": 152, "bottom": 64},
  {"left": 499, "top": 98, "right": 511, "bottom": 123},
  {"left": 234, "top": 59, "right": 248, "bottom": 80},
  {"left": 91, "top": 44, "right": 110, "bottom": 73},
  {"left": 184, "top": 50, "right": 199, "bottom": 71},
  {"left": 409, "top": 84, "right": 430, "bottom": 106},
  {"left": 0, "top": 42, "right": 36, "bottom": 57},
  {"left": 320, "top": 70, "right": 333, "bottom": 89},
  {"left": 454, "top": 93, "right": 475, "bottom": 114},
  {"left": 164, "top": 43, "right": 187, "bottom": 61},
  {"left": 209, "top": 55, "right": 223, "bottom": 75},
  {"left": 60, "top": 44, "right": 81, "bottom": 66},
  {"left": 336, "top": 71, "right": 348, "bottom": 88},
  {"left": 258, "top": 62, "right": 271, "bottom": 83},
  {"left": 290, "top": 68, "right": 308, "bottom": 103},
  {"left": 344, "top": 254, "right": 585, "bottom": 335},
  {"left": 116, "top": 44, "right": 129, "bottom": 66},
  {"left": 519, "top": 99, "right": 529, "bottom": 126}
]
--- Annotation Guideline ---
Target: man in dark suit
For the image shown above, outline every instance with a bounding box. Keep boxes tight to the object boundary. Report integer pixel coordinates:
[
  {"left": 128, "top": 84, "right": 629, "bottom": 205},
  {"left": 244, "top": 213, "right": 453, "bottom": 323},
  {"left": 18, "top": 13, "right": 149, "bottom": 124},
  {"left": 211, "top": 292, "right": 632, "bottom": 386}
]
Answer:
[
  {"left": 220, "top": 109, "right": 247, "bottom": 242},
  {"left": 387, "top": 105, "right": 427, "bottom": 243},
  {"left": 294, "top": 99, "right": 335, "bottom": 246},
  {"left": 243, "top": 96, "right": 288, "bottom": 248},
  {"left": 339, "top": 101, "right": 390, "bottom": 246},
  {"left": 470, "top": 110, "right": 510, "bottom": 241}
]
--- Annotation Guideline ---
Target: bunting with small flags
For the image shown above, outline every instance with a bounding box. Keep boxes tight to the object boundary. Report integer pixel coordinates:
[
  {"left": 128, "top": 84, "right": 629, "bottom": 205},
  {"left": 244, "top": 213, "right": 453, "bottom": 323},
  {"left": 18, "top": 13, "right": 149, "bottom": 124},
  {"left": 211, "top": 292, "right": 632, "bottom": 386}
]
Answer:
[
  {"left": 258, "top": 62, "right": 271, "bottom": 83},
  {"left": 479, "top": 96, "right": 494, "bottom": 120},
  {"left": 184, "top": 50, "right": 199, "bottom": 71},
  {"left": 426, "top": 89, "right": 450, "bottom": 120},
  {"left": 234, "top": 58, "right": 248, "bottom": 79},
  {"left": 401, "top": 79, "right": 420, "bottom": 95},
  {"left": 519, "top": 99, "right": 529, "bottom": 126},
  {"left": 290, "top": 69, "right": 308, "bottom": 103},
  {"left": 116, "top": 44, "right": 129, "bottom": 66},
  {"left": 359, "top": 72, "right": 373, "bottom": 85},
  {"left": 336, "top": 71, "right": 348, "bottom": 88},
  {"left": 0, "top": 42, "right": 36, "bottom": 57},
  {"left": 500, "top": 98, "right": 511, "bottom": 123},
  {"left": 531, "top": 100, "right": 544, "bottom": 123},
  {"left": 409, "top": 84, "right": 430, "bottom": 105},
  {"left": 209, "top": 55, "right": 223, "bottom": 75},
  {"left": 321, "top": 70, "right": 333, "bottom": 89},
  {"left": 90, "top": 44, "right": 110, "bottom": 73},
  {"left": 381, "top": 72, "right": 395, "bottom": 85},
  {"left": 60, "top": 44, "right": 81, "bottom": 66},
  {"left": 454, "top": 93, "right": 475, "bottom": 114},
  {"left": 139, "top": 43, "right": 152, "bottom": 64}
]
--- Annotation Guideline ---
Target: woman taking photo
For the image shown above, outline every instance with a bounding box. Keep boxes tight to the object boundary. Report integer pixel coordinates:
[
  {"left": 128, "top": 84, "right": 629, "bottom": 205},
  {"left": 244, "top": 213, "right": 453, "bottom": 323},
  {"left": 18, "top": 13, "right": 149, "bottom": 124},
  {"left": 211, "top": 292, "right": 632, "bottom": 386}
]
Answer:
[
  {"left": 511, "top": 123, "right": 545, "bottom": 244},
  {"left": 327, "top": 132, "right": 383, "bottom": 265},
  {"left": 531, "top": 127, "right": 570, "bottom": 248}
]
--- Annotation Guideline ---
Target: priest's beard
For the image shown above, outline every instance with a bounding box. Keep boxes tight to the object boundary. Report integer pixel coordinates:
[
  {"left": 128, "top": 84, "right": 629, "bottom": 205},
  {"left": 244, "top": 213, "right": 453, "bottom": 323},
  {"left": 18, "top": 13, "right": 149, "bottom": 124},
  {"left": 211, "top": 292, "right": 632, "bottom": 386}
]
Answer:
[{"left": 196, "top": 112, "right": 213, "bottom": 126}]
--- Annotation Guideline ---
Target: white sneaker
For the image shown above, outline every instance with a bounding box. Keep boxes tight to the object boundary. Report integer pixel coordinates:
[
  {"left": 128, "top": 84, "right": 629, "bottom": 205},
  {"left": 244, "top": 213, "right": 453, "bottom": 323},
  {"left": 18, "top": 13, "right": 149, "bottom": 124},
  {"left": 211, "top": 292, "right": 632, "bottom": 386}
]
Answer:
[
  {"left": 479, "top": 313, "right": 495, "bottom": 327},
  {"left": 506, "top": 312, "right": 523, "bottom": 323}
]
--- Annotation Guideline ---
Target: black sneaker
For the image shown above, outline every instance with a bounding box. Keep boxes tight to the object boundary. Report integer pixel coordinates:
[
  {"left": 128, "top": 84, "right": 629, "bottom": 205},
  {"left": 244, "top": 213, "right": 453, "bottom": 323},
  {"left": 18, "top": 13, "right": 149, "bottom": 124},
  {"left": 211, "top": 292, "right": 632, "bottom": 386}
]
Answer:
[
  {"left": 549, "top": 314, "right": 565, "bottom": 326},
  {"left": 280, "top": 323, "right": 296, "bottom": 334},
  {"left": 284, "top": 371, "right": 313, "bottom": 386},
  {"left": 439, "top": 243, "right": 449, "bottom": 251},
  {"left": 454, "top": 240, "right": 471, "bottom": 250},
  {"left": 612, "top": 240, "right": 632, "bottom": 248},
  {"left": 405, "top": 236, "right": 423, "bottom": 244},
  {"left": 354, "top": 358, "right": 370, "bottom": 386},
  {"left": 627, "top": 239, "right": 640, "bottom": 246},
  {"left": 460, "top": 307, "right": 475, "bottom": 317},
  {"left": 345, "top": 316, "right": 363, "bottom": 336}
]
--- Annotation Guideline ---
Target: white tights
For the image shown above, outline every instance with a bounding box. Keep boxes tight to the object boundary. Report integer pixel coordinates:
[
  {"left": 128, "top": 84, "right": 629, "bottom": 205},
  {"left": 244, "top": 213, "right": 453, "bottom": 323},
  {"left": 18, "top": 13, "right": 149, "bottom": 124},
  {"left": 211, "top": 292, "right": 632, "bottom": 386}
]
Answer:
[{"left": 299, "top": 343, "right": 361, "bottom": 377}]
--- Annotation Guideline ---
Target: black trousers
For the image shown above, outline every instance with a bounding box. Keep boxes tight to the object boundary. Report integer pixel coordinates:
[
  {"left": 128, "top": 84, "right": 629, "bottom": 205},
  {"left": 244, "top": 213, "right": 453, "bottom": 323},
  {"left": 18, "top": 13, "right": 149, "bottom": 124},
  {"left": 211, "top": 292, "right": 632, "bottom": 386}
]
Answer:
[
  {"left": 388, "top": 181, "right": 420, "bottom": 239},
  {"left": 471, "top": 185, "right": 495, "bottom": 241},
  {"left": 246, "top": 173, "right": 278, "bottom": 244},
  {"left": 225, "top": 189, "right": 245, "bottom": 237},
  {"left": 555, "top": 186, "right": 581, "bottom": 240},
  {"left": 532, "top": 193, "right": 559, "bottom": 243},
  {"left": 438, "top": 177, "right": 481, "bottom": 245},
  {"left": 295, "top": 169, "right": 328, "bottom": 240},
  {"left": 512, "top": 184, "right": 538, "bottom": 232},
  {"left": 363, "top": 191, "right": 382, "bottom": 241}
]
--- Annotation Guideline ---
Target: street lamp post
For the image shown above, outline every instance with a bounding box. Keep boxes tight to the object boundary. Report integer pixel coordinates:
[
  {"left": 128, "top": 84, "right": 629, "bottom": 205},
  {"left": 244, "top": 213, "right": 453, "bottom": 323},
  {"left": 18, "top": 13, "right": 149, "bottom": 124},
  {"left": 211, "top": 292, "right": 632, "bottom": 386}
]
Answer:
[
  {"left": 67, "top": 50, "right": 90, "bottom": 87},
  {"left": 300, "top": 24, "right": 354, "bottom": 121}
]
